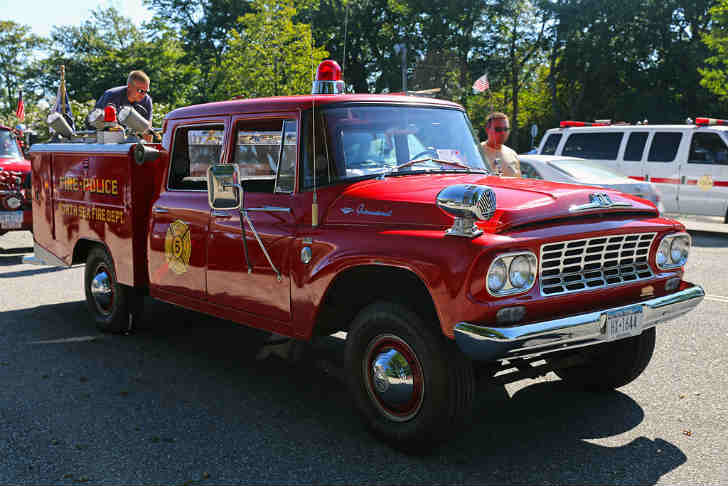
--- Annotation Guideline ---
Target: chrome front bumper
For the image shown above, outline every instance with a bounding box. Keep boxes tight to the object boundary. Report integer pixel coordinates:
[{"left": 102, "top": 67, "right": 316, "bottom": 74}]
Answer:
[{"left": 454, "top": 283, "right": 705, "bottom": 362}]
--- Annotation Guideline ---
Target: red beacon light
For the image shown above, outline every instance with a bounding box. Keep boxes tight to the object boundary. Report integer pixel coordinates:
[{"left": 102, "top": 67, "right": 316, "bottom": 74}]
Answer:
[
  {"left": 312, "top": 60, "right": 345, "bottom": 95},
  {"left": 104, "top": 105, "right": 117, "bottom": 123},
  {"left": 695, "top": 117, "right": 728, "bottom": 126},
  {"left": 560, "top": 120, "right": 610, "bottom": 128}
]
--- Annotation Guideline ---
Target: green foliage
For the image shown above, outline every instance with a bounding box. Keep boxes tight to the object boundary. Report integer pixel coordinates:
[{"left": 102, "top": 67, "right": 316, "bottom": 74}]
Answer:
[
  {"left": 0, "top": 21, "right": 46, "bottom": 117},
  {"left": 214, "top": 0, "right": 328, "bottom": 100},
  {"left": 700, "top": 0, "right": 728, "bottom": 101}
]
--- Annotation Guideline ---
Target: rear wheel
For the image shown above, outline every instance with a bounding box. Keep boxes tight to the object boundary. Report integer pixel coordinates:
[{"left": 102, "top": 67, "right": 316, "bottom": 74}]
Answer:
[
  {"left": 84, "top": 247, "right": 143, "bottom": 333},
  {"left": 553, "top": 327, "right": 656, "bottom": 391},
  {"left": 344, "top": 301, "right": 474, "bottom": 453}
]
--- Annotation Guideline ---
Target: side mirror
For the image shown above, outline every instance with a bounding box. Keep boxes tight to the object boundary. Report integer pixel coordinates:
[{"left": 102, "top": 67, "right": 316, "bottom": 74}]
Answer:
[{"left": 207, "top": 164, "right": 241, "bottom": 210}]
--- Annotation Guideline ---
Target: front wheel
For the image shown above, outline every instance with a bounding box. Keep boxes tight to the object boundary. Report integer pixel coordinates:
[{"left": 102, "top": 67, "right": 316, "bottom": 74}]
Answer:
[
  {"left": 553, "top": 327, "right": 656, "bottom": 391},
  {"left": 344, "top": 301, "right": 474, "bottom": 453},
  {"left": 84, "top": 246, "right": 143, "bottom": 333}
]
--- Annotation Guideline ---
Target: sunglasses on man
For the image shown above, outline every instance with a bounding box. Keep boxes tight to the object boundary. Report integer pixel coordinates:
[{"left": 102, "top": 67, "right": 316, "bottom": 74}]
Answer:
[
  {"left": 492, "top": 127, "right": 510, "bottom": 133},
  {"left": 136, "top": 88, "right": 150, "bottom": 95}
]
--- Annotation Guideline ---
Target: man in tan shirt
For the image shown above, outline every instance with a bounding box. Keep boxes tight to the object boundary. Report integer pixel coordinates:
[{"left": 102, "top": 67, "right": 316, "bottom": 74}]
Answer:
[{"left": 480, "top": 112, "right": 521, "bottom": 177}]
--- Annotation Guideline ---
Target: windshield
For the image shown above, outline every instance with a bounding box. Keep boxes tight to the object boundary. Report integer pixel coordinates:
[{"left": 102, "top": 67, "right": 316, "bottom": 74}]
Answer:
[
  {"left": 301, "top": 105, "right": 487, "bottom": 188},
  {"left": 549, "top": 159, "right": 626, "bottom": 181},
  {"left": 0, "top": 130, "right": 22, "bottom": 159}
]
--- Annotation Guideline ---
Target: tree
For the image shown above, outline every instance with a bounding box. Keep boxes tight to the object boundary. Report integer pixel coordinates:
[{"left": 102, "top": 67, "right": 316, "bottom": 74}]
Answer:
[
  {"left": 0, "top": 21, "right": 46, "bottom": 118},
  {"left": 215, "top": 0, "right": 328, "bottom": 100},
  {"left": 35, "top": 7, "right": 195, "bottom": 112},
  {"left": 144, "top": 0, "right": 253, "bottom": 102},
  {"left": 700, "top": 0, "right": 728, "bottom": 103},
  {"left": 485, "top": 0, "right": 550, "bottom": 148}
]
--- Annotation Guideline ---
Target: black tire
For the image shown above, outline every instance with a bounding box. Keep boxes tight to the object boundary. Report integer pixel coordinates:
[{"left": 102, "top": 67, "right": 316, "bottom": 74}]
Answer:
[
  {"left": 84, "top": 246, "right": 143, "bottom": 333},
  {"left": 344, "top": 301, "right": 475, "bottom": 453},
  {"left": 553, "top": 327, "right": 656, "bottom": 391}
]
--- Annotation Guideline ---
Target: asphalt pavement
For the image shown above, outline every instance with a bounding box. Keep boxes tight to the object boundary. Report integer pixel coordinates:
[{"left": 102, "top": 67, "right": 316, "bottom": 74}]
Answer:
[{"left": 1, "top": 226, "right": 727, "bottom": 485}]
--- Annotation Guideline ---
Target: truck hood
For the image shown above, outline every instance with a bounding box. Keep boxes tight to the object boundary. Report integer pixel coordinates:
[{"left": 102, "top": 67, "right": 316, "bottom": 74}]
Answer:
[
  {"left": 0, "top": 157, "right": 30, "bottom": 173},
  {"left": 325, "top": 174, "right": 658, "bottom": 232}
]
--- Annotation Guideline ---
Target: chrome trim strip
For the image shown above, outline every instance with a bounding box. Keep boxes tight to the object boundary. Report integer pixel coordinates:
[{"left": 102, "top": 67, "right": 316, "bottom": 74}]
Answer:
[
  {"left": 454, "top": 283, "right": 704, "bottom": 361},
  {"left": 29, "top": 143, "right": 135, "bottom": 154},
  {"left": 246, "top": 206, "right": 291, "bottom": 213},
  {"left": 22, "top": 242, "right": 68, "bottom": 267}
]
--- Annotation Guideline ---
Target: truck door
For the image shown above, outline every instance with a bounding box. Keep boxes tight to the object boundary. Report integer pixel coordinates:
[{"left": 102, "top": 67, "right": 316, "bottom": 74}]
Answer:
[
  {"left": 148, "top": 123, "right": 226, "bottom": 300},
  {"left": 206, "top": 117, "right": 297, "bottom": 322},
  {"left": 678, "top": 130, "right": 728, "bottom": 217},
  {"left": 643, "top": 131, "right": 683, "bottom": 214}
]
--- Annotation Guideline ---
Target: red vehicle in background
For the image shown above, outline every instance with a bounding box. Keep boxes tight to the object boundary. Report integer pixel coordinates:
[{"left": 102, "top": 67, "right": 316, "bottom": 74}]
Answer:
[{"left": 0, "top": 125, "right": 32, "bottom": 236}]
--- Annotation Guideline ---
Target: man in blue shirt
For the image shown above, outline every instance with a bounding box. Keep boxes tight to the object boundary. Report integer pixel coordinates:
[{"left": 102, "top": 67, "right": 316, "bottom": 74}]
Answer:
[{"left": 91, "top": 70, "right": 153, "bottom": 139}]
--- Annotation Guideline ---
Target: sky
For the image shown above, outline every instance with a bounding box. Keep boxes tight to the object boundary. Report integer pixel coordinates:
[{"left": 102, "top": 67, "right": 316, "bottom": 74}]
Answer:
[{"left": 0, "top": 0, "right": 154, "bottom": 37}]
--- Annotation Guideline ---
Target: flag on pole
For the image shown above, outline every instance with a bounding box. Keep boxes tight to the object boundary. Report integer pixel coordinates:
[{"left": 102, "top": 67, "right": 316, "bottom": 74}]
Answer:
[
  {"left": 15, "top": 89, "right": 25, "bottom": 122},
  {"left": 473, "top": 73, "right": 490, "bottom": 93},
  {"left": 54, "top": 65, "right": 75, "bottom": 131}
]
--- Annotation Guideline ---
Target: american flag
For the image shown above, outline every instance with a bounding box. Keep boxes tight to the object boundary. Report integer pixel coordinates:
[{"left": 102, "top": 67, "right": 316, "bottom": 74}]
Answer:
[
  {"left": 472, "top": 73, "right": 490, "bottom": 93},
  {"left": 15, "top": 89, "right": 24, "bottom": 122}
]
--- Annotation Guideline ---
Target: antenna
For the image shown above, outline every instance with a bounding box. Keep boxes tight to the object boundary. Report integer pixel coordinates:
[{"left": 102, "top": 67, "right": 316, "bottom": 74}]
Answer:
[{"left": 310, "top": 26, "right": 318, "bottom": 227}]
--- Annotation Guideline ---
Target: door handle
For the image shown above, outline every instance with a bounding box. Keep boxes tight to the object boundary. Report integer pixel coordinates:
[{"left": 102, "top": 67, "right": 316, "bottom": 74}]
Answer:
[{"left": 152, "top": 206, "right": 169, "bottom": 214}]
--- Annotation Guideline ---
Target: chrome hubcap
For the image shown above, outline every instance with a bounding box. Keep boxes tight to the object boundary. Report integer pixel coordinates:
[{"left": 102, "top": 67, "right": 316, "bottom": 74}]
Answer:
[
  {"left": 90, "top": 269, "right": 113, "bottom": 314},
  {"left": 364, "top": 334, "right": 424, "bottom": 422}
]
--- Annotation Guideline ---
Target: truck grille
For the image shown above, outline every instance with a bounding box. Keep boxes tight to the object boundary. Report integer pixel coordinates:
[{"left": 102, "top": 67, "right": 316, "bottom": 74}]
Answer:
[{"left": 539, "top": 233, "right": 656, "bottom": 296}]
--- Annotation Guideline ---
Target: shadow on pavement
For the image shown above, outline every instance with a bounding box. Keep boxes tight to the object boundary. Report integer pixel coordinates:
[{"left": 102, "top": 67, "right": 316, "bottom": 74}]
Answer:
[{"left": 1, "top": 298, "right": 686, "bottom": 485}]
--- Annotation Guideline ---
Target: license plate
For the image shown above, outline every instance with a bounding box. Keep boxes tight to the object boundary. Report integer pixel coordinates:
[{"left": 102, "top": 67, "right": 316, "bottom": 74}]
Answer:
[
  {"left": 0, "top": 211, "right": 23, "bottom": 229},
  {"left": 604, "top": 306, "right": 643, "bottom": 341}
]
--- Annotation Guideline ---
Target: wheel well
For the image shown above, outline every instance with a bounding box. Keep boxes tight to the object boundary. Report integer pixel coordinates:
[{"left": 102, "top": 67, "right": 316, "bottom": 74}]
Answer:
[
  {"left": 72, "top": 239, "right": 106, "bottom": 266},
  {"left": 314, "top": 265, "right": 440, "bottom": 337}
]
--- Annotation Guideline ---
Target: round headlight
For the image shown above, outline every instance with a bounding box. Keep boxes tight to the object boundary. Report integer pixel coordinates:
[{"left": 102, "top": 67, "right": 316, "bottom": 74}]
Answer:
[
  {"left": 656, "top": 238, "right": 670, "bottom": 267},
  {"left": 5, "top": 196, "right": 21, "bottom": 209},
  {"left": 509, "top": 255, "right": 534, "bottom": 289},
  {"left": 670, "top": 237, "right": 689, "bottom": 265},
  {"left": 487, "top": 260, "right": 507, "bottom": 292}
]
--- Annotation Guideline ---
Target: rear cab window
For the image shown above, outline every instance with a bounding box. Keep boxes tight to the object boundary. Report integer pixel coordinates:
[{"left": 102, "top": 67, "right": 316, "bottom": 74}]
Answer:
[
  {"left": 562, "top": 132, "right": 623, "bottom": 160},
  {"left": 169, "top": 124, "right": 225, "bottom": 190}
]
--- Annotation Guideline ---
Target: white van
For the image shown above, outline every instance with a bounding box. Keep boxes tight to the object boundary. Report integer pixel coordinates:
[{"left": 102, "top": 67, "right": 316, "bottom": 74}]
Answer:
[{"left": 536, "top": 118, "right": 728, "bottom": 222}]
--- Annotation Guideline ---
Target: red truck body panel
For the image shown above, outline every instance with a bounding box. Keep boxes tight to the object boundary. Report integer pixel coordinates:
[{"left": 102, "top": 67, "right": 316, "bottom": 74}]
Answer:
[{"left": 29, "top": 144, "right": 164, "bottom": 286}]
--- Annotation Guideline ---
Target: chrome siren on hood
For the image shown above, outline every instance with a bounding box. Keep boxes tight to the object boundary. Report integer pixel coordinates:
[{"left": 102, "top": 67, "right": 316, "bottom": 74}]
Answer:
[{"left": 436, "top": 184, "right": 496, "bottom": 237}]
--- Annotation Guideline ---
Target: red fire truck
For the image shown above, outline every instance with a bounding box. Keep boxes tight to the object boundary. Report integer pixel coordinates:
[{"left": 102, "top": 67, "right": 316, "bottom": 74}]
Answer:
[
  {"left": 26, "top": 61, "right": 704, "bottom": 451},
  {"left": 0, "top": 125, "right": 32, "bottom": 236}
]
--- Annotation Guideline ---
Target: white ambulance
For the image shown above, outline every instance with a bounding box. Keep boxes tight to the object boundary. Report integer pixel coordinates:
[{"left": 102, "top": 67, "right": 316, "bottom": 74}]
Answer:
[{"left": 536, "top": 118, "right": 728, "bottom": 222}]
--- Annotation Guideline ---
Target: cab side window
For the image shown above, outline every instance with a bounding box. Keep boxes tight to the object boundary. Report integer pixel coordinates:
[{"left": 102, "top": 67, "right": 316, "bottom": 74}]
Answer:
[
  {"left": 233, "top": 118, "right": 297, "bottom": 193},
  {"left": 648, "top": 132, "right": 682, "bottom": 162},
  {"left": 689, "top": 132, "right": 728, "bottom": 165},
  {"left": 562, "top": 132, "right": 623, "bottom": 159},
  {"left": 624, "top": 132, "right": 648, "bottom": 161},
  {"left": 541, "top": 134, "right": 562, "bottom": 155},
  {"left": 169, "top": 125, "right": 224, "bottom": 190}
]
